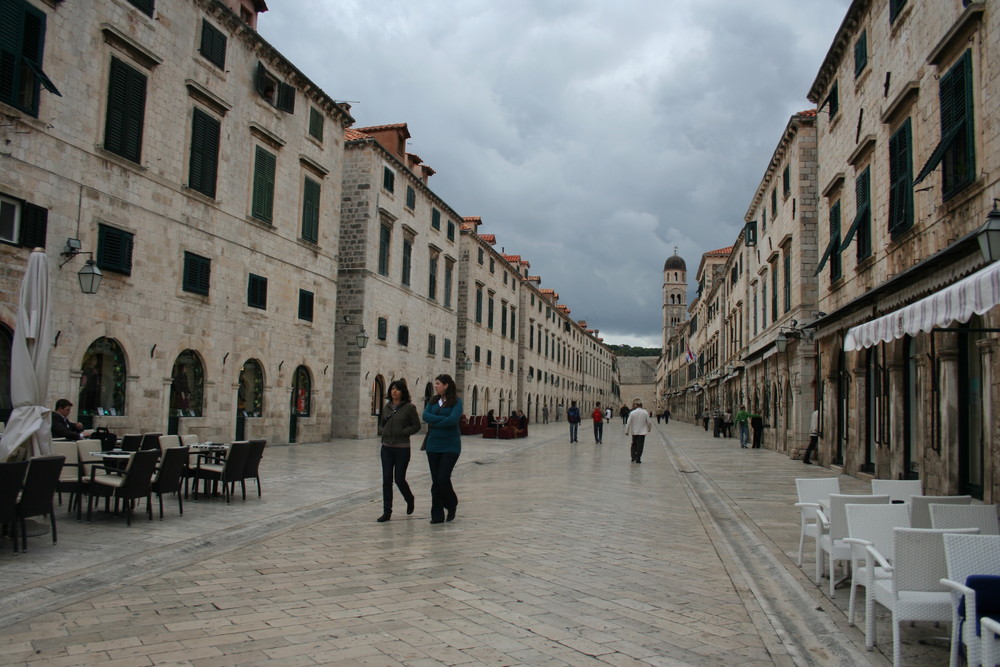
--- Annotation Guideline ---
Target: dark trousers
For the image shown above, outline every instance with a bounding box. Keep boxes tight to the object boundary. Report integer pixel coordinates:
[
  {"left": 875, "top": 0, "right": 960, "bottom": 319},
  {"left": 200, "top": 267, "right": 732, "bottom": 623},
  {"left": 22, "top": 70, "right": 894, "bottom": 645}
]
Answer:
[
  {"left": 380, "top": 445, "right": 413, "bottom": 513},
  {"left": 631, "top": 435, "right": 646, "bottom": 462},
  {"left": 713, "top": 417, "right": 723, "bottom": 437},
  {"left": 593, "top": 421, "right": 603, "bottom": 442},
  {"left": 752, "top": 423, "right": 764, "bottom": 448},
  {"left": 426, "top": 451, "right": 459, "bottom": 522},
  {"left": 803, "top": 435, "right": 818, "bottom": 463},
  {"left": 569, "top": 422, "right": 579, "bottom": 441}
]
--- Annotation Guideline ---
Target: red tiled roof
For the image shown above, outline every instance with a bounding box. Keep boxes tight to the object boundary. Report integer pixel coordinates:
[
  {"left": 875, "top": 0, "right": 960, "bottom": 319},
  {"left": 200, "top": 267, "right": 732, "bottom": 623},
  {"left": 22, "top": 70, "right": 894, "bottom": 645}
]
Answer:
[
  {"left": 463, "top": 216, "right": 482, "bottom": 225},
  {"left": 520, "top": 260, "right": 530, "bottom": 268},
  {"left": 480, "top": 234, "right": 496, "bottom": 245},
  {"left": 407, "top": 152, "right": 423, "bottom": 164},
  {"left": 344, "top": 129, "right": 368, "bottom": 141},
  {"left": 355, "top": 123, "right": 410, "bottom": 138},
  {"left": 524, "top": 275, "right": 541, "bottom": 282},
  {"left": 503, "top": 254, "right": 520, "bottom": 262},
  {"left": 706, "top": 246, "right": 733, "bottom": 256},
  {"left": 460, "top": 222, "right": 473, "bottom": 231},
  {"left": 540, "top": 289, "right": 557, "bottom": 296},
  {"left": 797, "top": 109, "right": 817, "bottom": 117}
]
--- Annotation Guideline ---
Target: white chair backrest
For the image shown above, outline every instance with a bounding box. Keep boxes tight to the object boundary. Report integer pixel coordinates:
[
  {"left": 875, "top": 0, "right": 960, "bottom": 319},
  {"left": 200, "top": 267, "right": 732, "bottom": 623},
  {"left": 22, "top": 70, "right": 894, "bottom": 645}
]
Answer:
[
  {"left": 943, "top": 533, "right": 1000, "bottom": 585},
  {"left": 893, "top": 527, "right": 978, "bottom": 593},
  {"left": 828, "top": 494, "right": 889, "bottom": 540},
  {"left": 179, "top": 434, "right": 198, "bottom": 447},
  {"left": 931, "top": 504, "right": 999, "bottom": 535},
  {"left": 910, "top": 495, "right": 973, "bottom": 528},
  {"left": 870, "top": 479, "right": 922, "bottom": 504},
  {"left": 75, "top": 439, "right": 103, "bottom": 476},
  {"left": 158, "top": 435, "right": 181, "bottom": 449},
  {"left": 796, "top": 477, "right": 841, "bottom": 521},
  {"left": 846, "top": 503, "right": 911, "bottom": 561},
  {"left": 50, "top": 439, "right": 81, "bottom": 481}
]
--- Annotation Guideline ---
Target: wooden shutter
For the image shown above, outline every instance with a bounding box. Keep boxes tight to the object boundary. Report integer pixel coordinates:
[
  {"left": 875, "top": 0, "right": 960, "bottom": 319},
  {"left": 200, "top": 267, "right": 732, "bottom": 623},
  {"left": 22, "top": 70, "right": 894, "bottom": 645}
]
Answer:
[
  {"left": 104, "top": 58, "right": 146, "bottom": 163},
  {"left": 189, "top": 108, "right": 220, "bottom": 198},
  {"left": 183, "top": 252, "right": 210, "bottom": 295},
  {"left": 298, "top": 290, "right": 314, "bottom": 321},
  {"left": 199, "top": 20, "right": 226, "bottom": 69},
  {"left": 251, "top": 146, "right": 275, "bottom": 222},
  {"left": 888, "top": 119, "right": 913, "bottom": 236},
  {"left": 98, "top": 225, "right": 134, "bottom": 275},
  {"left": 301, "top": 177, "right": 320, "bottom": 243},
  {"left": 18, "top": 202, "right": 47, "bottom": 248}
]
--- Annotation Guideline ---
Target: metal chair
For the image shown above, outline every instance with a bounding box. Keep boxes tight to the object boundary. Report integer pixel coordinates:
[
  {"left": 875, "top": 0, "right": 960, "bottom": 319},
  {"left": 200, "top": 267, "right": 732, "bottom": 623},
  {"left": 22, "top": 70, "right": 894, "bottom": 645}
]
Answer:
[
  {"left": 871, "top": 479, "right": 922, "bottom": 504},
  {"left": 910, "top": 495, "right": 973, "bottom": 528},
  {"left": 87, "top": 449, "right": 158, "bottom": 525},
  {"left": 794, "top": 477, "right": 841, "bottom": 566},
  {"left": 16, "top": 456, "right": 66, "bottom": 551},
  {"left": 0, "top": 460, "right": 29, "bottom": 553},
  {"left": 815, "top": 493, "right": 890, "bottom": 597},
  {"left": 940, "top": 533, "right": 1000, "bottom": 667},
  {"left": 931, "top": 504, "right": 999, "bottom": 536}
]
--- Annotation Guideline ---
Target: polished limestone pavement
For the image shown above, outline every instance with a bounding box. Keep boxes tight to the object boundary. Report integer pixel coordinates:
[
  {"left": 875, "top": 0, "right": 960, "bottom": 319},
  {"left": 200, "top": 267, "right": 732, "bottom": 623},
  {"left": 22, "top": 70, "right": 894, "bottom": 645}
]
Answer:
[{"left": 0, "top": 421, "right": 949, "bottom": 666}]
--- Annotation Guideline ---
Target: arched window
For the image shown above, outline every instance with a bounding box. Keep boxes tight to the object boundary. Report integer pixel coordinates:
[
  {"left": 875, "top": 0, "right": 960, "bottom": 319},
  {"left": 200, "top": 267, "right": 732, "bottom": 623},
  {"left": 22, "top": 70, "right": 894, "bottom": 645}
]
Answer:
[
  {"left": 0, "top": 323, "right": 12, "bottom": 423},
  {"left": 292, "top": 365, "right": 311, "bottom": 416},
  {"left": 238, "top": 359, "right": 264, "bottom": 417},
  {"left": 170, "top": 350, "right": 204, "bottom": 417},
  {"left": 371, "top": 375, "right": 385, "bottom": 416},
  {"left": 79, "top": 337, "right": 127, "bottom": 417},
  {"left": 471, "top": 386, "right": 479, "bottom": 415}
]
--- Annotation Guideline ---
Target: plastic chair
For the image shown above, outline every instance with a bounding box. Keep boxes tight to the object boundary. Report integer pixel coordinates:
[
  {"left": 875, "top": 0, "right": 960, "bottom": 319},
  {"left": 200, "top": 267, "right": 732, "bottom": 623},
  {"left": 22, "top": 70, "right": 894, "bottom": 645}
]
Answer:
[
  {"left": 0, "top": 460, "right": 29, "bottom": 553},
  {"left": 815, "top": 494, "right": 890, "bottom": 597},
  {"left": 931, "top": 504, "right": 999, "bottom": 536},
  {"left": 940, "top": 533, "right": 1000, "bottom": 667},
  {"left": 794, "top": 477, "right": 841, "bottom": 566},
  {"left": 911, "top": 495, "right": 973, "bottom": 528},
  {"left": 844, "top": 503, "right": 911, "bottom": 629},
  {"left": 866, "top": 527, "right": 978, "bottom": 665},
  {"left": 16, "top": 456, "right": 66, "bottom": 551},
  {"left": 87, "top": 449, "right": 158, "bottom": 525},
  {"left": 871, "top": 479, "right": 922, "bottom": 504}
]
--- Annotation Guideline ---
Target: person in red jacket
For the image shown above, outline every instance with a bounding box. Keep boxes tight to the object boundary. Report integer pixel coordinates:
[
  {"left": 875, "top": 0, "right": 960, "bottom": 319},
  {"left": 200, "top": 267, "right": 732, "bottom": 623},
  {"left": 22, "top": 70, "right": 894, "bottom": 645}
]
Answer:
[{"left": 591, "top": 402, "right": 604, "bottom": 444}]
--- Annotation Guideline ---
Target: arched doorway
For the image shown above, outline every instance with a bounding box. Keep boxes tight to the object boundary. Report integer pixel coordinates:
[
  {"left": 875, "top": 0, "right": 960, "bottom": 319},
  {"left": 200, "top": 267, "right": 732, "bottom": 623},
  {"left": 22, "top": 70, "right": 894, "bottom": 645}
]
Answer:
[
  {"left": 471, "top": 386, "right": 479, "bottom": 415},
  {"left": 78, "top": 337, "right": 127, "bottom": 429},
  {"left": 236, "top": 359, "right": 264, "bottom": 440},
  {"left": 169, "top": 349, "right": 204, "bottom": 435},
  {"left": 290, "top": 365, "right": 311, "bottom": 444}
]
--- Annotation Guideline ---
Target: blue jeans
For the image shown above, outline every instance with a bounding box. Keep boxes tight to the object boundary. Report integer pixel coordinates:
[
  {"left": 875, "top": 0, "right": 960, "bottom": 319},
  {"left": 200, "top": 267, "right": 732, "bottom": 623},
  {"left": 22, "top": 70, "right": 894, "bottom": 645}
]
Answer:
[
  {"left": 569, "top": 422, "right": 579, "bottom": 441},
  {"left": 739, "top": 422, "right": 749, "bottom": 447},
  {"left": 593, "top": 421, "right": 603, "bottom": 442}
]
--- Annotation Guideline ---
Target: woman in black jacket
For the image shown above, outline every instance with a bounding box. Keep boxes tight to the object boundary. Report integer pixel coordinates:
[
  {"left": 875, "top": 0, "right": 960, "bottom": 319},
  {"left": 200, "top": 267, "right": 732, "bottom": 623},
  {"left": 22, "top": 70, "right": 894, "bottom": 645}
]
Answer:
[{"left": 377, "top": 379, "right": 422, "bottom": 522}]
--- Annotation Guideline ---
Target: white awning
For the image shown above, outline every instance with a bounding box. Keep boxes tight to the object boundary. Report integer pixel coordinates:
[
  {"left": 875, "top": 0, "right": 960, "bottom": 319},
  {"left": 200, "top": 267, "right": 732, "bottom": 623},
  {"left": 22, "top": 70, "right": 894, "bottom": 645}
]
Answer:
[{"left": 844, "top": 260, "right": 1000, "bottom": 351}]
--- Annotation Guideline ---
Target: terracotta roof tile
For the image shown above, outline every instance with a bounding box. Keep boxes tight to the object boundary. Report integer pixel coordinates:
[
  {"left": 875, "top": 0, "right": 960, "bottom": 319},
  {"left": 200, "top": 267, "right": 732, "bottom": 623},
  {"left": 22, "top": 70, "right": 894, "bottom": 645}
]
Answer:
[
  {"left": 706, "top": 246, "right": 733, "bottom": 256},
  {"left": 355, "top": 123, "right": 410, "bottom": 138},
  {"left": 798, "top": 109, "right": 817, "bottom": 117},
  {"left": 480, "top": 234, "right": 496, "bottom": 245},
  {"left": 344, "top": 129, "right": 368, "bottom": 141},
  {"left": 407, "top": 152, "right": 423, "bottom": 164},
  {"left": 503, "top": 254, "right": 520, "bottom": 262},
  {"left": 524, "top": 275, "right": 541, "bottom": 282},
  {"left": 463, "top": 216, "right": 482, "bottom": 225}
]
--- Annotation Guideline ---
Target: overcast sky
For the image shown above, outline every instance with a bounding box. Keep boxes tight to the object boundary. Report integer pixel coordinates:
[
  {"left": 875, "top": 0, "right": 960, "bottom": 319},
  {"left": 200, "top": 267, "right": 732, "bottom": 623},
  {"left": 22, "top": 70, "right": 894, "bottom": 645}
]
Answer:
[{"left": 260, "top": 0, "right": 852, "bottom": 348}]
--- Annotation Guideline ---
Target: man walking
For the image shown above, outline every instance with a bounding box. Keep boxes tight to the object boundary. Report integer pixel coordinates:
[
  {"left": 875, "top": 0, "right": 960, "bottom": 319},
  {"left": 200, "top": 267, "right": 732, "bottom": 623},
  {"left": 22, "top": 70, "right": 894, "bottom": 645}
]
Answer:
[
  {"left": 734, "top": 405, "right": 759, "bottom": 449},
  {"left": 591, "top": 402, "right": 604, "bottom": 444},
  {"left": 802, "top": 409, "right": 820, "bottom": 464},
  {"left": 566, "top": 401, "right": 580, "bottom": 442},
  {"left": 625, "top": 399, "right": 652, "bottom": 463},
  {"left": 542, "top": 404, "right": 549, "bottom": 424}
]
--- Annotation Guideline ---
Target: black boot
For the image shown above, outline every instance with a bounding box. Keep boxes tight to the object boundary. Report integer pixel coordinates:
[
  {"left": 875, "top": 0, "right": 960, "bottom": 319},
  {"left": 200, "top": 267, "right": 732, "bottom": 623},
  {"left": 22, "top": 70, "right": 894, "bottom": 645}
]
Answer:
[{"left": 377, "top": 511, "right": 391, "bottom": 522}]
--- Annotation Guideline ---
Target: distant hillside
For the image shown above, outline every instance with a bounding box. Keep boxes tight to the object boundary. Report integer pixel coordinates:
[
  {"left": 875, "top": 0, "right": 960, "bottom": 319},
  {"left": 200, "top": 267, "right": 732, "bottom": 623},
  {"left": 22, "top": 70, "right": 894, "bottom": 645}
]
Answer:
[{"left": 608, "top": 345, "right": 661, "bottom": 357}]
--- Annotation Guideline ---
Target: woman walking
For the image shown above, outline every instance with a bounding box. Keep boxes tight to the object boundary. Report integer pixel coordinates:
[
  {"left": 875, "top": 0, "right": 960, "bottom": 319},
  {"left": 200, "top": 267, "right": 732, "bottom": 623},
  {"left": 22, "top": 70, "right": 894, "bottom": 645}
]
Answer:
[
  {"left": 377, "top": 379, "right": 421, "bottom": 522},
  {"left": 422, "top": 374, "right": 463, "bottom": 524}
]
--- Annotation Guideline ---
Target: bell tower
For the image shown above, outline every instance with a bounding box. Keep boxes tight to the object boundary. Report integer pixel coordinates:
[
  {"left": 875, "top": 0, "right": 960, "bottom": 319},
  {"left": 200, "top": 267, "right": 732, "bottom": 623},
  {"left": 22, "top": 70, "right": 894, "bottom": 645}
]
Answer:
[{"left": 662, "top": 247, "right": 687, "bottom": 348}]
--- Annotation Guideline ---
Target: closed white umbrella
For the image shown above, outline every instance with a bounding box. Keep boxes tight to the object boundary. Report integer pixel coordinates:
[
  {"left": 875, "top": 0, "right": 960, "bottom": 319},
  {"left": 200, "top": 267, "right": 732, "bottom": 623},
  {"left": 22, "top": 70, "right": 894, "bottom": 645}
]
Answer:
[{"left": 0, "top": 248, "right": 54, "bottom": 461}]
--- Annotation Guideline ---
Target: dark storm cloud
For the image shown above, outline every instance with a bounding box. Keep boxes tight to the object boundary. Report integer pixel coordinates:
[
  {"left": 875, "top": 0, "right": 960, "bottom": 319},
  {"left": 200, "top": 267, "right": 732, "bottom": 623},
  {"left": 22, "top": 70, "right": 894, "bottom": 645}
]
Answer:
[{"left": 261, "top": 0, "right": 852, "bottom": 347}]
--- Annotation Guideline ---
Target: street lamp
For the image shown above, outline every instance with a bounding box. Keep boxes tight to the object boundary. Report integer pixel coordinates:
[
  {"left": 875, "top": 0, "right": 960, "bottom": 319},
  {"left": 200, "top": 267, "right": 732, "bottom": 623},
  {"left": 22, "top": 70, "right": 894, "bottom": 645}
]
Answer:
[
  {"left": 336, "top": 315, "right": 369, "bottom": 348},
  {"left": 60, "top": 238, "right": 103, "bottom": 294},
  {"left": 977, "top": 199, "right": 1000, "bottom": 264}
]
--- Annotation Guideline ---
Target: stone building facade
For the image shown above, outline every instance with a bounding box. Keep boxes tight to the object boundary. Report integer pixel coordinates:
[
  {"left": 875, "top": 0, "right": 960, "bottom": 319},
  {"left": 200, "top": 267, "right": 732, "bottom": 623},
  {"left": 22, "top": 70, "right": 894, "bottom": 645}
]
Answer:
[{"left": 0, "top": 0, "right": 352, "bottom": 445}]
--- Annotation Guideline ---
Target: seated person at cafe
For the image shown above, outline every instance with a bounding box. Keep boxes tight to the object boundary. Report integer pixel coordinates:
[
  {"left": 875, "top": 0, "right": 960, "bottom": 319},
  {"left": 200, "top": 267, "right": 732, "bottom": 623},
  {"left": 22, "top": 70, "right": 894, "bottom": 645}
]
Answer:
[{"left": 51, "top": 398, "right": 89, "bottom": 440}]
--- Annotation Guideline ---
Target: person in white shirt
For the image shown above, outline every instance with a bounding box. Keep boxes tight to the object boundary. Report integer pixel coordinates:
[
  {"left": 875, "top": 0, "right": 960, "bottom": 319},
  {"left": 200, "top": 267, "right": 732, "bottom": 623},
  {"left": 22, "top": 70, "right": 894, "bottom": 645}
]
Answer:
[{"left": 625, "top": 398, "right": 652, "bottom": 463}]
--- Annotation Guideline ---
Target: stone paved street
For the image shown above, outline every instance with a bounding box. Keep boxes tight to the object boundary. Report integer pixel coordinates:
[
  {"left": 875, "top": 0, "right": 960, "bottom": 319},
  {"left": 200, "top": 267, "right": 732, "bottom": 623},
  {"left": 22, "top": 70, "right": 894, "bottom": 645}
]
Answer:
[{"left": 0, "top": 421, "right": 951, "bottom": 665}]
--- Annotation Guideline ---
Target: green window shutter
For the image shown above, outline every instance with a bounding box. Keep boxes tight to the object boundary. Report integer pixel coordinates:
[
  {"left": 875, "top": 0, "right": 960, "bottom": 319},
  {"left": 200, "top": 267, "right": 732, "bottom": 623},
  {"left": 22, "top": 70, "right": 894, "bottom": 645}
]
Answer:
[
  {"left": 308, "top": 107, "right": 324, "bottom": 141},
  {"left": 199, "top": 20, "right": 226, "bottom": 69},
  {"left": 940, "top": 50, "right": 975, "bottom": 199},
  {"left": 830, "top": 201, "right": 842, "bottom": 281},
  {"left": 406, "top": 186, "right": 416, "bottom": 209},
  {"left": 377, "top": 317, "right": 387, "bottom": 340},
  {"left": 189, "top": 108, "right": 220, "bottom": 198},
  {"left": 782, "top": 166, "right": 790, "bottom": 197},
  {"left": 248, "top": 273, "right": 267, "bottom": 309},
  {"left": 18, "top": 202, "right": 47, "bottom": 248},
  {"left": 854, "top": 31, "right": 868, "bottom": 78},
  {"left": 378, "top": 225, "right": 390, "bottom": 275},
  {"left": 301, "top": 176, "right": 320, "bottom": 243},
  {"left": 826, "top": 81, "right": 839, "bottom": 118},
  {"left": 277, "top": 82, "right": 295, "bottom": 113},
  {"left": 298, "top": 289, "right": 314, "bottom": 321},
  {"left": 97, "top": 224, "right": 134, "bottom": 275},
  {"left": 431, "top": 208, "right": 441, "bottom": 229},
  {"left": 104, "top": 58, "right": 147, "bottom": 163},
  {"left": 251, "top": 146, "right": 276, "bottom": 222},
  {"left": 889, "top": 0, "right": 907, "bottom": 23},
  {"left": 182, "top": 252, "right": 211, "bottom": 295},
  {"left": 447, "top": 220, "right": 455, "bottom": 241},
  {"left": 771, "top": 263, "right": 778, "bottom": 321},
  {"left": 383, "top": 167, "right": 394, "bottom": 192},
  {"left": 401, "top": 239, "right": 412, "bottom": 286},
  {"left": 770, "top": 189, "right": 777, "bottom": 216},
  {"left": 783, "top": 251, "right": 791, "bottom": 313},
  {"left": 126, "top": 0, "right": 154, "bottom": 17},
  {"left": 888, "top": 119, "right": 914, "bottom": 237}
]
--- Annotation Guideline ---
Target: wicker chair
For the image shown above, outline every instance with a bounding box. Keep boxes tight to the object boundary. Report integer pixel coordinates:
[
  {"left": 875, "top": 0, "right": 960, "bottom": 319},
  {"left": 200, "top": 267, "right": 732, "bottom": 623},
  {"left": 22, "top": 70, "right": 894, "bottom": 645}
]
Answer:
[
  {"left": 793, "top": 477, "right": 840, "bottom": 566},
  {"left": 940, "top": 533, "right": 1000, "bottom": 667},
  {"left": 815, "top": 494, "right": 890, "bottom": 597}
]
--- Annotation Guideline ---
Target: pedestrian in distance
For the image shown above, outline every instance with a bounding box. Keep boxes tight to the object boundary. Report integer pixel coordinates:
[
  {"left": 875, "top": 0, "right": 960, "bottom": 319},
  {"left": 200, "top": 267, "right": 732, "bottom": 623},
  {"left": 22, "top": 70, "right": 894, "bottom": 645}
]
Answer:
[
  {"left": 662, "top": 407, "right": 671, "bottom": 424},
  {"left": 377, "top": 379, "right": 421, "bottom": 522},
  {"left": 750, "top": 413, "right": 765, "bottom": 449},
  {"left": 542, "top": 404, "right": 549, "bottom": 424},
  {"left": 713, "top": 406, "right": 723, "bottom": 438},
  {"left": 625, "top": 399, "right": 652, "bottom": 463},
  {"left": 802, "top": 409, "right": 820, "bottom": 464},
  {"left": 604, "top": 406, "right": 612, "bottom": 423},
  {"left": 723, "top": 408, "right": 733, "bottom": 438},
  {"left": 620, "top": 404, "right": 630, "bottom": 425},
  {"left": 422, "top": 374, "right": 463, "bottom": 524},
  {"left": 702, "top": 410, "right": 710, "bottom": 431},
  {"left": 566, "top": 401, "right": 581, "bottom": 442},
  {"left": 591, "top": 402, "right": 604, "bottom": 444},
  {"left": 734, "top": 405, "right": 759, "bottom": 449}
]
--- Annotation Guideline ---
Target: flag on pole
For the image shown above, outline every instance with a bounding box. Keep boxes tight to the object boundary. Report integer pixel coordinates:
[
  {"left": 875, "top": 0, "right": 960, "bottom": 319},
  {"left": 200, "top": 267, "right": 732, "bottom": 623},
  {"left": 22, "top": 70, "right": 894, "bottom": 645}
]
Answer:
[{"left": 685, "top": 344, "right": 696, "bottom": 364}]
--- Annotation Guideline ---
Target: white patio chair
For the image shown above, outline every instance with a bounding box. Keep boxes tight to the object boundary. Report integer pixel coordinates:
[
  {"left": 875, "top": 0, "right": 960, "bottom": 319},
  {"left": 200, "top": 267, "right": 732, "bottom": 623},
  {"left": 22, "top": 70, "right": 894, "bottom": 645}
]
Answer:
[
  {"left": 867, "top": 527, "right": 978, "bottom": 666},
  {"left": 871, "top": 479, "right": 922, "bottom": 504},
  {"left": 982, "top": 617, "right": 1000, "bottom": 667},
  {"left": 794, "top": 477, "right": 840, "bottom": 566},
  {"left": 844, "top": 503, "right": 911, "bottom": 628},
  {"left": 940, "top": 533, "right": 1000, "bottom": 667},
  {"left": 815, "top": 493, "right": 890, "bottom": 597},
  {"left": 911, "top": 495, "right": 973, "bottom": 528},
  {"left": 931, "top": 504, "right": 999, "bottom": 536}
]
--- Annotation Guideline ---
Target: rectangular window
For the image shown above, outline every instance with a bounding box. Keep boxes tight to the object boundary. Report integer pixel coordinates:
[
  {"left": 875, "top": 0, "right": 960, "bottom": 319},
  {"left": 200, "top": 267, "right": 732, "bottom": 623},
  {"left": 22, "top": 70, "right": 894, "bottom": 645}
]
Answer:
[
  {"left": 447, "top": 220, "right": 455, "bottom": 241},
  {"left": 489, "top": 258, "right": 495, "bottom": 273},
  {"left": 487, "top": 294, "right": 495, "bottom": 329},
  {"left": 855, "top": 167, "right": 872, "bottom": 261},
  {"left": 0, "top": 194, "right": 46, "bottom": 248},
  {"left": 501, "top": 355, "right": 505, "bottom": 371},
  {"left": 0, "top": 1, "right": 60, "bottom": 117},
  {"left": 247, "top": 273, "right": 267, "bottom": 309},
  {"left": 761, "top": 281, "right": 767, "bottom": 329},
  {"left": 431, "top": 208, "right": 441, "bottom": 230},
  {"left": 199, "top": 20, "right": 227, "bottom": 69},
  {"left": 888, "top": 119, "right": 914, "bottom": 237},
  {"left": 298, "top": 289, "right": 314, "bottom": 322},
  {"left": 762, "top": 209, "right": 766, "bottom": 232},
  {"left": 474, "top": 346, "right": 481, "bottom": 362},
  {"left": 182, "top": 251, "right": 211, "bottom": 295},
  {"left": 427, "top": 334, "right": 436, "bottom": 355},
  {"left": 939, "top": 50, "right": 975, "bottom": 200},
  {"left": 782, "top": 166, "right": 790, "bottom": 198},
  {"left": 889, "top": 0, "right": 907, "bottom": 23},
  {"left": 255, "top": 62, "right": 294, "bottom": 113},
  {"left": 829, "top": 200, "right": 842, "bottom": 281},
  {"left": 104, "top": 57, "right": 147, "bottom": 163},
  {"left": 301, "top": 177, "right": 320, "bottom": 243},
  {"left": 510, "top": 308, "right": 516, "bottom": 340},
  {"left": 771, "top": 189, "right": 777, "bottom": 217},
  {"left": 475, "top": 285, "right": 483, "bottom": 323},
  {"left": 477, "top": 248, "right": 484, "bottom": 264},
  {"left": 428, "top": 253, "right": 438, "bottom": 299},
  {"left": 126, "top": 0, "right": 154, "bottom": 16},
  {"left": 444, "top": 260, "right": 454, "bottom": 308},
  {"left": 378, "top": 225, "right": 391, "bottom": 276},
  {"left": 401, "top": 238, "right": 412, "bottom": 286},
  {"left": 854, "top": 30, "right": 868, "bottom": 78},
  {"left": 97, "top": 224, "right": 134, "bottom": 275},
  {"left": 826, "top": 81, "right": 839, "bottom": 119},
  {"left": 189, "top": 108, "right": 220, "bottom": 198},
  {"left": 771, "top": 263, "right": 778, "bottom": 322},
  {"left": 501, "top": 302, "right": 508, "bottom": 336},
  {"left": 486, "top": 350, "right": 492, "bottom": 366},
  {"left": 397, "top": 326, "right": 409, "bottom": 346},
  {"left": 443, "top": 338, "right": 452, "bottom": 359},
  {"left": 783, "top": 250, "right": 791, "bottom": 313},
  {"left": 251, "top": 146, "right": 276, "bottom": 222},
  {"left": 382, "top": 166, "right": 395, "bottom": 193},
  {"left": 377, "top": 317, "right": 387, "bottom": 341},
  {"left": 308, "top": 107, "right": 324, "bottom": 142},
  {"left": 405, "top": 185, "right": 416, "bottom": 210}
]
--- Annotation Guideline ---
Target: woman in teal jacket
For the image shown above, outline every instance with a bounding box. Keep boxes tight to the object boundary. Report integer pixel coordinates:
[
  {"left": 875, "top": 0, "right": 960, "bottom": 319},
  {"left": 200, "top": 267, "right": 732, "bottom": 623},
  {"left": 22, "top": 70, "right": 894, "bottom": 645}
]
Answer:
[{"left": 422, "top": 373, "right": 463, "bottom": 524}]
